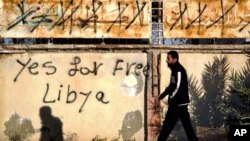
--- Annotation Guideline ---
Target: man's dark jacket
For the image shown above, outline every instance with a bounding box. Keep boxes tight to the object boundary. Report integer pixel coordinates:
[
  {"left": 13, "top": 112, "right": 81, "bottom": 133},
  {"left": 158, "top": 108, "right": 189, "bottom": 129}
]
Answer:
[{"left": 159, "top": 61, "right": 190, "bottom": 106}]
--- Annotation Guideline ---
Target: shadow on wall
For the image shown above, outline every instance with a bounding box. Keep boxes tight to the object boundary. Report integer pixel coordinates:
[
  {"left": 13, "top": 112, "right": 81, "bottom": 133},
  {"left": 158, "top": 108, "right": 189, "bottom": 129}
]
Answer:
[
  {"left": 187, "top": 53, "right": 250, "bottom": 140},
  {"left": 172, "top": 55, "right": 231, "bottom": 141},
  {"left": 189, "top": 54, "right": 250, "bottom": 127},
  {"left": 39, "top": 106, "right": 64, "bottom": 141},
  {"left": 3, "top": 107, "right": 78, "bottom": 141}
]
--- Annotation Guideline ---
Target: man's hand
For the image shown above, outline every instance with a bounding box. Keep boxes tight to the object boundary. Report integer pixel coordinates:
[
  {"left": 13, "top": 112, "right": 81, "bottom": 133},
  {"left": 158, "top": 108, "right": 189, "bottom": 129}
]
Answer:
[{"left": 158, "top": 94, "right": 165, "bottom": 100}]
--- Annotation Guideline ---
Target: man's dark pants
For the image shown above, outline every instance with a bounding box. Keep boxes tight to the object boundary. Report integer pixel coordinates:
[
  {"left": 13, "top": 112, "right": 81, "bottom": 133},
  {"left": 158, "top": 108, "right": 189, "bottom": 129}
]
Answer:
[{"left": 157, "top": 105, "right": 198, "bottom": 141}]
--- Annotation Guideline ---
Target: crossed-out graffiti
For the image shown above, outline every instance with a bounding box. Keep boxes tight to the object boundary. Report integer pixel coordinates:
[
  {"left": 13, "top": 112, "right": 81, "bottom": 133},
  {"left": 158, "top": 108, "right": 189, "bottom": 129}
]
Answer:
[
  {"left": 164, "top": 0, "right": 250, "bottom": 38},
  {"left": 0, "top": 0, "right": 149, "bottom": 38}
]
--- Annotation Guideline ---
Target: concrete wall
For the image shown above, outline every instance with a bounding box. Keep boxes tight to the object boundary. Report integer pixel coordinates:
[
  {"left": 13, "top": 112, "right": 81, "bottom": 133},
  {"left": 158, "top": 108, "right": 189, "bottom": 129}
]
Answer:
[
  {"left": 0, "top": 0, "right": 149, "bottom": 38},
  {"left": 163, "top": 0, "right": 250, "bottom": 38},
  {"left": 0, "top": 45, "right": 250, "bottom": 141},
  {"left": 0, "top": 52, "right": 148, "bottom": 141},
  {"left": 160, "top": 53, "right": 248, "bottom": 92},
  {"left": 158, "top": 52, "right": 250, "bottom": 140}
]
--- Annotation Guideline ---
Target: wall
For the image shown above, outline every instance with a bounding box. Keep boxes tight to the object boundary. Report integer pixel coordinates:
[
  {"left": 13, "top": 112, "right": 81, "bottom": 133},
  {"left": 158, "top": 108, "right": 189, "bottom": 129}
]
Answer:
[
  {"left": 0, "top": 52, "right": 148, "bottom": 141},
  {"left": 163, "top": 0, "right": 250, "bottom": 38},
  {"left": 158, "top": 52, "right": 250, "bottom": 140},
  {"left": 160, "top": 53, "right": 248, "bottom": 92},
  {"left": 0, "top": 0, "right": 150, "bottom": 38},
  {"left": 0, "top": 45, "right": 250, "bottom": 141},
  {"left": 1, "top": 0, "right": 250, "bottom": 140}
]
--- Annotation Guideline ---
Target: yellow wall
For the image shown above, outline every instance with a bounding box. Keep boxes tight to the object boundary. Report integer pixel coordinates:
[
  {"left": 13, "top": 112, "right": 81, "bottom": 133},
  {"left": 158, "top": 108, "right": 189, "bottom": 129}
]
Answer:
[
  {"left": 0, "top": 53, "right": 148, "bottom": 141},
  {"left": 160, "top": 52, "right": 248, "bottom": 102},
  {"left": 0, "top": 0, "right": 150, "bottom": 38},
  {"left": 163, "top": 0, "right": 250, "bottom": 38}
]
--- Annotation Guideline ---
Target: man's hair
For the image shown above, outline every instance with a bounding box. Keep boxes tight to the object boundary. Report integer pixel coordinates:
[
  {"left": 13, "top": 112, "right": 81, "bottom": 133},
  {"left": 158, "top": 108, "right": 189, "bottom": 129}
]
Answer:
[{"left": 168, "top": 51, "right": 179, "bottom": 60}]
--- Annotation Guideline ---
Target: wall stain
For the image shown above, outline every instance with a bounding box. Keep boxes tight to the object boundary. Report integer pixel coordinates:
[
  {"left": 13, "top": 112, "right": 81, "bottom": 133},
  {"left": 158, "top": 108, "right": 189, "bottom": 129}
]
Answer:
[
  {"left": 119, "top": 110, "right": 142, "bottom": 140},
  {"left": 4, "top": 112, "right": 35, "bottom": 141},
  {"left": 120, "top": 72, "right": 143, "bottom": 97}
]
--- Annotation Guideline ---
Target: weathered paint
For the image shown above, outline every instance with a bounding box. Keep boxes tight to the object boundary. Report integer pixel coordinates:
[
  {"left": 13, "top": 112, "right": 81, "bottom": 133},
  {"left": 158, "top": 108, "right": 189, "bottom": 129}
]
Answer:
[
  {"left": 0, "top": 53, "right": 147, "bottom": 141},
  {"left": 0, "top": 0, "right": 149, "bottom": 38},
  {"left": 0, "top": 46, "right": 249, "bottom": 141},
  {"left": 163, "top": 0, "right": 250, "bottom": 38}
]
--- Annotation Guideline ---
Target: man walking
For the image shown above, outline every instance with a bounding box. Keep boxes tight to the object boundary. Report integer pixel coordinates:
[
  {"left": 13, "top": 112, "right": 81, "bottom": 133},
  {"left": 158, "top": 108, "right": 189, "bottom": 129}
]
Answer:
[{"left": 157, "top": 51, "right": 198, "bottom": 141}]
